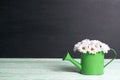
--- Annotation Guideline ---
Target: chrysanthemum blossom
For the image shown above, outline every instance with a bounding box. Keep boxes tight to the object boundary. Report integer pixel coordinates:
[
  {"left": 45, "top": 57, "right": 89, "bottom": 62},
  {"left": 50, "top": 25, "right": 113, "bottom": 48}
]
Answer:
[
  {"left": 78, "top": 44, "right": 88, "bottom": 53},
  {"left": 91, "top": 40, "right": 102, "bottom": 52},
  {"left": 73, "top": 42, "right": 82, "bottom": 52},
  {"left": 88, "top": 44, "right": 98, "bottom": 54},
  {"left": 73, "top": 39, "right": 110, "bottom": 54},
  {"left": 100, "top": 43, "right": 110, "bottom": 53}
]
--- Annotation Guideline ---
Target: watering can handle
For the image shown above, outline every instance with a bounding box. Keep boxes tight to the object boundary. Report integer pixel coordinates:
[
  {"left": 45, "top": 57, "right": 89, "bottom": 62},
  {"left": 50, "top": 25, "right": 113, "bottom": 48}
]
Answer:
[{"left": 104, "top": 48, "right": 117, "bottom": 67}]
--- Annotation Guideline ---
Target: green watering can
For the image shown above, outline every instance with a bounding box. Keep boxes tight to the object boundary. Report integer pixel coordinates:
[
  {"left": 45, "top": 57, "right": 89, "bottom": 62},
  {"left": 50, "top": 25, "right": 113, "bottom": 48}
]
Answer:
[{"left": 63, "top": 48, "right": 117, "bottom": 75}]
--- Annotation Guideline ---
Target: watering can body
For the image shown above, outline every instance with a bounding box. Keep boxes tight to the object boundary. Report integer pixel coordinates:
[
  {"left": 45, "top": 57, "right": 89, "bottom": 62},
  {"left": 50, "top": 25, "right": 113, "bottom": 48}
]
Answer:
[
  {"left": 81, "top": 52, "right": 104, "bottom": 75},
  {"left": 63, "top": 48, "right": 117, "bottom": 75}
]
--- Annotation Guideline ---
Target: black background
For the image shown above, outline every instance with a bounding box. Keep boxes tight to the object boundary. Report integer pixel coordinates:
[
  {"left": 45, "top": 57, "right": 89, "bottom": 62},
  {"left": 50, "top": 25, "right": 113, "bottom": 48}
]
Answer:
[{"left": 0, "top": 0, "right": 120, "bottom": 58}]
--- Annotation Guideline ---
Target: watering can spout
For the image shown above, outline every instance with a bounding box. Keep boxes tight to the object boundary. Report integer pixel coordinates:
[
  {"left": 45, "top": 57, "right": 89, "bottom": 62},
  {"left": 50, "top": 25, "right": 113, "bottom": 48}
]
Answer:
[{"left": 63, "top": 52, "right": 82, "bottom": 70}]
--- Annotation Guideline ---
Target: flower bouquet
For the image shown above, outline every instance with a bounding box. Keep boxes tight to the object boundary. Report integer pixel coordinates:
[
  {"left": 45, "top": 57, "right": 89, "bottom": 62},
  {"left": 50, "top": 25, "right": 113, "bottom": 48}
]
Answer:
[{"left": 74, "top": 39, "right": 110, "bottom": 54}]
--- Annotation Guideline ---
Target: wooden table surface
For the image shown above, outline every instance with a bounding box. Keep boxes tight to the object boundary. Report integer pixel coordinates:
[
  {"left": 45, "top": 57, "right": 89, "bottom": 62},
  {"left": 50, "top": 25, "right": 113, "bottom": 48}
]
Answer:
[{"left": 0, "top": 58, "right": 120, "bottom": 80}]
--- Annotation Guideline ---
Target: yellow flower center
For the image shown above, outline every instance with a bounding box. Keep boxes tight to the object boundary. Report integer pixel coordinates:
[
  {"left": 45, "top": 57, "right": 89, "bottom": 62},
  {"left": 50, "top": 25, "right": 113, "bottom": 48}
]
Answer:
[
  {"left": 82, "top": 47, "right": 85, "bottom": 50},
  {"left": 91, "top": 48, "right": 94, "bottom": 51}
]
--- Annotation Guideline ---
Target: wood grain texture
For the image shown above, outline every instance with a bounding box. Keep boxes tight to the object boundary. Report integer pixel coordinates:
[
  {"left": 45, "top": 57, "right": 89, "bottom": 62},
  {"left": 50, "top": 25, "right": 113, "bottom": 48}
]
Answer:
[{"left": 0, "top": 58, "right": 120, "bottom": 80}]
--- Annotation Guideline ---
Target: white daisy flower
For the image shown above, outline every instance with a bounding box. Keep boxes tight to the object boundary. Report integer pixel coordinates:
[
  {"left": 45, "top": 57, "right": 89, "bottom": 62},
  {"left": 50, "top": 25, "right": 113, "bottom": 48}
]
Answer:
[
  {"left": 77, "top": 44, "right": 88, "bottom": 53},
  {"left": 91, "top": 40, "right": 102, "bottom": 52},
  {"left": 73, "top": 42, "right": 82, "bottom": 52},
  {"left": 88, "top": 44, "right": 98, "bottom": 54},
  {"left": 100, "top": 43, "right": 110, "bottom": 53},
  {"left": 95, "top": 43, "right": 102, "bottom": 52}
]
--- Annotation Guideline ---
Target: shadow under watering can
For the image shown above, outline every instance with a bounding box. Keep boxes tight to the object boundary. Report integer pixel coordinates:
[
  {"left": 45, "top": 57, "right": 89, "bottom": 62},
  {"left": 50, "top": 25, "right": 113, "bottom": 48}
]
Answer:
[{"left": 63, "top": 48, "right": 117, "bottom": 75}]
